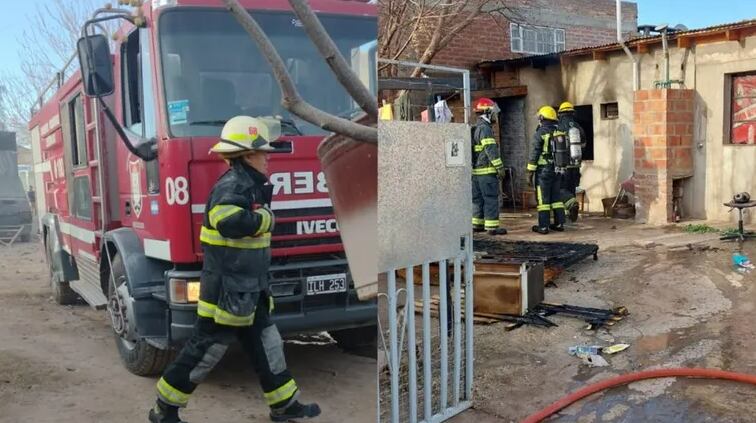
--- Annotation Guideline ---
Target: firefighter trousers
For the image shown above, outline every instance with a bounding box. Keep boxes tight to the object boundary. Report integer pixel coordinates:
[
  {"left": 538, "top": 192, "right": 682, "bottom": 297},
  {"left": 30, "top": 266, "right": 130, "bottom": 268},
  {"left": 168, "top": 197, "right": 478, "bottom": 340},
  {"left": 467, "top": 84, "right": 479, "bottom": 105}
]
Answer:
[
  {"left": 156, "top": 293, "right": 299, "bottom": 410},
  {"left": 472, "top": 174, "right": 501, "bottom": 230},
  {"left": 535, "top": 166, "right": 565, "bottom": 229},
  {"left": 560, "top": 167, "right": 581, "bottom": 210}
]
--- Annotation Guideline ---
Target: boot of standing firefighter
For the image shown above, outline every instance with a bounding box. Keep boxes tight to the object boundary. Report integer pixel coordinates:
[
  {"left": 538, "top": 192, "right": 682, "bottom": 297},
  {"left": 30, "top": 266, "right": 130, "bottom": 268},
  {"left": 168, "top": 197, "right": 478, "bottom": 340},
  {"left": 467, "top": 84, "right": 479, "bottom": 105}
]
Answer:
[
  {"left": 527, "top": 106, "right": 566, "bottom": 234},
  {"left": 471, "top": 98, "right": 507, "bottom": 236},
  {"left": 148, "top": 116, "right": 320, "bottom": 423},
  {"left": 557, "top": 101, "right": 586, "bottom": 222}
]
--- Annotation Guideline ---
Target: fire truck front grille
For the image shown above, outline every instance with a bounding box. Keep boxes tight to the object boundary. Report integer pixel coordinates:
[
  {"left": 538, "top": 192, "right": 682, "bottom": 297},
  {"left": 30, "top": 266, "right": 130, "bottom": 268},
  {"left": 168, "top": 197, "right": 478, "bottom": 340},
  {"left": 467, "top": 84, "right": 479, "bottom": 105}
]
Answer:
[
  {"left": 271, "top": 237, "right": 342, "bottom": 249},
  {"left": 274, "top": 207, "right": 333, "bottom": 218}
]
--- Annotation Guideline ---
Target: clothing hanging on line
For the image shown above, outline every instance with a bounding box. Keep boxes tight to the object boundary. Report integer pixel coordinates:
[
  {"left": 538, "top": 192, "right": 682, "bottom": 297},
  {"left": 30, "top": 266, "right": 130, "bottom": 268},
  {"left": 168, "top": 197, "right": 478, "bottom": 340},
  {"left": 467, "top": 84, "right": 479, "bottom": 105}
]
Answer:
[
  {"left": 379, "top": 101, "right": 394, "bottom": 121},
  {"left": 393, "top": 92, "right": 411, "bottom": 121},
  {"left": 434, "top": 99, "right": 453, "bottom": 123}
]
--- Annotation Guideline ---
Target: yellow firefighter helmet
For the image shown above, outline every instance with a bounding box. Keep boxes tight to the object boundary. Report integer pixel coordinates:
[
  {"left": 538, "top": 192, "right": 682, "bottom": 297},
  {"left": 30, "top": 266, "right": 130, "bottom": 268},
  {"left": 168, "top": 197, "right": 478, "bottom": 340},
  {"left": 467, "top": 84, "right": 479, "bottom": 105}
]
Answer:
[
  {"left": 210, "top": 116, "right": 287, "bottom": 155},
  {"left": 558, "top": 101, "right": 575, "bottom": 113},
  {"left": 537, "top": 106, "right": 558, "bottom": 121}
]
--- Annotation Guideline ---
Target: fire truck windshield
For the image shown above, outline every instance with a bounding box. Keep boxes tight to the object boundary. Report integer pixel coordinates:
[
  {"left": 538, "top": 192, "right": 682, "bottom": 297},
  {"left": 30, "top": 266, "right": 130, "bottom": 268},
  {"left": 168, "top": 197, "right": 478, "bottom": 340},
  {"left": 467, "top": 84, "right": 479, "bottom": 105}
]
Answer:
[{"left": 158, "top": 9, "right": 376, "bottom": 137}]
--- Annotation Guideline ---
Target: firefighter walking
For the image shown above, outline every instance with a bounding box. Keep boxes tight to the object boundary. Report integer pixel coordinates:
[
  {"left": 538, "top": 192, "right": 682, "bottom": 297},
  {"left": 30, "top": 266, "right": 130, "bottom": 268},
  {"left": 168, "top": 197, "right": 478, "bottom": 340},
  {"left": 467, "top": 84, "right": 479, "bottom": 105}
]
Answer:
[
  {"left": 557, "top": 101, "right": 586, "bottom": 222},
  {"left": 471, "top": 98, "right": 507, "bottom": 235},
  {"left": 149, "top": 116, "right": 320, "bottom": 423},
  {"left": 527, "top": 106, "right": 568, "bottom": 234}
]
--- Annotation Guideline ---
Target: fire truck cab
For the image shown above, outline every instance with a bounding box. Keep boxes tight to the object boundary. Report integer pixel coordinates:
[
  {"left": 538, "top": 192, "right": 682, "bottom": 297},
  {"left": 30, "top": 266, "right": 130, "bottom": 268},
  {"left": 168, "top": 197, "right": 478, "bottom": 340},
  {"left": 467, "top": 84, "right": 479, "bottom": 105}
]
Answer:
[{"left": 29, "top": 0, "right": 377, "bottom": 375}]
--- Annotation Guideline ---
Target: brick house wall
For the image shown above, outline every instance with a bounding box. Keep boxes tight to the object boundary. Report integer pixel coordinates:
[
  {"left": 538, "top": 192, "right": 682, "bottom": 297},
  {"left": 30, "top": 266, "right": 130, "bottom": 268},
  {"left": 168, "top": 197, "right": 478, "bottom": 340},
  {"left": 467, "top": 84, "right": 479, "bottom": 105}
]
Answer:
[
  {"left": 431, "top": 0, "right": 637, "bottom": 71},
  {"left": 633, "top": 89, "right": 695, "bottom": 224}
]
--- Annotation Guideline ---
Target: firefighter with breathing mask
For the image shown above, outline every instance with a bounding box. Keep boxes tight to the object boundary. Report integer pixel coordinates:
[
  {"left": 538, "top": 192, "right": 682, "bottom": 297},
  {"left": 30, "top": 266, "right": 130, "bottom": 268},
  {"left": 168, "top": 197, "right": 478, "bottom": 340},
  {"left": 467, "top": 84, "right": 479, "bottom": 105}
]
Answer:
[
  {"left": 526, "top": 106, "right": 569, "bottom": 234},
  {"left": 557, "top": 101, "right": 586, "bottom": 222},
  {"left": 471, "top": 98, "right": 507, "bottom": 235}
]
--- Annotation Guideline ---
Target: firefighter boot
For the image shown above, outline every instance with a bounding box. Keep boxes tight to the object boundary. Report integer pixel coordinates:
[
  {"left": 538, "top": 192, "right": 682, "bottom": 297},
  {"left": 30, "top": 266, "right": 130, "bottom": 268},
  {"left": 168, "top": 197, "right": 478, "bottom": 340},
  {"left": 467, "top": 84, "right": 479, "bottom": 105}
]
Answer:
[
  {"left": 270, "top": 401, "right": 321, "bottom": 422},
  {"left": 569, "top": 203, "right": 579, "bottom": 223},
  {"left": 551, "top": 207, "right": 566, "bottom": 232},
  {"left": 487, "top": 228, "right": 507, "bottom": 236},
  {"left": 148, "top": 400, "right": 186, "bottom": 423},
  {"left": 532, "top": 211, "right": 550, "bottom": 234}
]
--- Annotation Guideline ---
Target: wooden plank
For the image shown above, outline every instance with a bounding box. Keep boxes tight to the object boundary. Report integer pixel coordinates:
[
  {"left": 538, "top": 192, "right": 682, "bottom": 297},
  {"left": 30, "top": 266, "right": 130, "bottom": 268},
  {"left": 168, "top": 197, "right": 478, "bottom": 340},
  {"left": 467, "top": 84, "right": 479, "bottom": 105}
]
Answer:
[
  {"left": 398, "top": 263, "right": 447, "bottom": 286},
  {"left": 677, "top": 36, "right": 692, "bottom": 48},
  {"left": 637, "top": 43, "right": 649, "bottom": 54},
  {"left": 473, "top": 86, "right": 528, "bottom": 99},
  {"left": 413, "top": 302, "right": 499, "bottom": 324}
]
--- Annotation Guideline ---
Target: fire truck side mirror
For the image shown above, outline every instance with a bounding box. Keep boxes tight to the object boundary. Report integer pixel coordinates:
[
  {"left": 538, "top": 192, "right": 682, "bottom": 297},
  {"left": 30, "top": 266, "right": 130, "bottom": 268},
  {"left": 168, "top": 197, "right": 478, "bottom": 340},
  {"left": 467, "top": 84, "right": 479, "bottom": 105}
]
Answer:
[{"left": 77, "top": 34, "right": 115, "bottom": 97}]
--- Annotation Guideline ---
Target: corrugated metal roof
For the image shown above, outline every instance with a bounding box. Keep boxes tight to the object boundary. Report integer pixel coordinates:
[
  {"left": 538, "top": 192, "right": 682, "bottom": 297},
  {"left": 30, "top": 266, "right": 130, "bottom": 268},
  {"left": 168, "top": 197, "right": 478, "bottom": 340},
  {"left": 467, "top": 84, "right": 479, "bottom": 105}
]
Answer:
[{"left": 479, "top": 18, "right": 756, "bottom": 68}]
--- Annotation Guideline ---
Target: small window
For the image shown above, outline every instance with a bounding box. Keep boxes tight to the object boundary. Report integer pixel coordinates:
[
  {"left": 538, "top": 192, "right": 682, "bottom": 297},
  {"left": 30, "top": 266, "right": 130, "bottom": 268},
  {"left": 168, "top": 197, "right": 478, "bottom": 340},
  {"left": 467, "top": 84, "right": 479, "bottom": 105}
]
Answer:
[
  {"left": 122, "top": 28, "right": 157, "bottom": 139},
  {"left": 601, "top": 102, "right": 619, "bottom": 120},
  {"left": 510, "top": 23, "right": 522, "bottom": 52},
  {"left": 729, "top": 71, "right": 756, "bottom": 144},
  {"left": 68, "top": 94, "right": 87, "bottom": 167},
  {"left": 122, "top": 28, "right": 160, "bottom": 193},
  {"left": 122, "top": 30, "right": 142, "bottom": 133},
  {"left": 510, "top": 23, "right": 565, "bottom": 55}
]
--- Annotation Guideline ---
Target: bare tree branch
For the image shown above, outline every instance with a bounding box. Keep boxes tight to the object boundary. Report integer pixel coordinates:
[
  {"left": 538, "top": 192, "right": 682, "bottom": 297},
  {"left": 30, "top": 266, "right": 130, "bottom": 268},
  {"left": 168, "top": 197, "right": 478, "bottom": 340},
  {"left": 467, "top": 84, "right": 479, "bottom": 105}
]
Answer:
[
  {"left": 287, "top": 0, "right": 377, "bottom": 120},
  {"left": 3, "top": 0, "right": 118, "bottom": 146},
  {"left": 379, "top": 0, "right": 495, "bottom": 81},
  {"left": 222, "top": 0, "right": 377, "bottom": 144}
]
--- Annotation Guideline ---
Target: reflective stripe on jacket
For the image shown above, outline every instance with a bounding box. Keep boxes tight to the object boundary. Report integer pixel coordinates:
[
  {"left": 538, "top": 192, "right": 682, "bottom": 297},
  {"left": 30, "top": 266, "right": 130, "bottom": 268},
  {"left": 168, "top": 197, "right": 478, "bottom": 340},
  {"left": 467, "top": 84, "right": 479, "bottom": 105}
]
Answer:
[
  {"left": 198, "top": 160, "right": 274, "bottom": 326},
  {"left": 527, "top": 122, "right": 566, "bottom": 171},
  {"left": 472, "top": 117, "right": 503, "bottom": 175}
]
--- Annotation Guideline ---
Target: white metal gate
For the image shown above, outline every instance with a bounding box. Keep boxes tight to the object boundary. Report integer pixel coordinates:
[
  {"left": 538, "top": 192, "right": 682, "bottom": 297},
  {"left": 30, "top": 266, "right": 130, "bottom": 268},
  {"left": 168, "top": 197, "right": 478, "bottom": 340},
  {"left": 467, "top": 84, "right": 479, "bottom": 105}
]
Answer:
[{"left": 378, "top": 60, "right": 474, "bottom": 423}]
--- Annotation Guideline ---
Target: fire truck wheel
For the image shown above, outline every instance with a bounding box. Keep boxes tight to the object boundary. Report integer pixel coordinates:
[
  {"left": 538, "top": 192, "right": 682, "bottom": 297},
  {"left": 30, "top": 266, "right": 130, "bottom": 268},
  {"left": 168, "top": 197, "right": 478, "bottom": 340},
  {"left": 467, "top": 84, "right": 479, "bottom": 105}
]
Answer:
[
  {"left": 46, "top": 235, "right": 78, "bottom": 305},
  {"left": 330, "top": 325, "right": 377, "bottom": 358},
  {"left": 109, "top": 253, "right": 174, "bottom": 376}
]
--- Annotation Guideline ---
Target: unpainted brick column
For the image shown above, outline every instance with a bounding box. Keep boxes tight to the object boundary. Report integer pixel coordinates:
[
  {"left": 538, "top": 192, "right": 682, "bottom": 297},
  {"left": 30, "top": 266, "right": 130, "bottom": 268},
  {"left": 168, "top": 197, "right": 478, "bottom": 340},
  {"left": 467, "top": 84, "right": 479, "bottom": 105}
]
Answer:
[{"left": 633, "top": 89, "right": 695, "bottom": 224}]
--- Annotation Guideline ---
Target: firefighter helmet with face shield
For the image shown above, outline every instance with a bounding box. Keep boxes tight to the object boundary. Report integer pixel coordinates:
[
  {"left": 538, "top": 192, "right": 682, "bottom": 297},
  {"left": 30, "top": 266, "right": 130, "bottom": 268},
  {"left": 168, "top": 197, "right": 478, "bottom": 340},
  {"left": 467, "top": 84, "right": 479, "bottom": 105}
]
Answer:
[
  {"left": 210, "top": 116, "right": 289, "bottom": 155},
  {"left": 474, "top": 97, "right": 499, "bottom": 121}
]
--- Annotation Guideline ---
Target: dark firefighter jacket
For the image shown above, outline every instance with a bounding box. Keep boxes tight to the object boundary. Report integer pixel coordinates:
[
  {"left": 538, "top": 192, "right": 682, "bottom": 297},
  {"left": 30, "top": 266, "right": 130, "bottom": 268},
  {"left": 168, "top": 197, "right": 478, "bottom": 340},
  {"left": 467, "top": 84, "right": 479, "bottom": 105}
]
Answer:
[
  {"left": 472, "top": 117, "right": 504, "bottom": 176},
  {"left": 527, "top": 121, "right": 565, "bottom": 171},
  {"left": 198, "top": 160, "right": 275, "bottom": 327}
]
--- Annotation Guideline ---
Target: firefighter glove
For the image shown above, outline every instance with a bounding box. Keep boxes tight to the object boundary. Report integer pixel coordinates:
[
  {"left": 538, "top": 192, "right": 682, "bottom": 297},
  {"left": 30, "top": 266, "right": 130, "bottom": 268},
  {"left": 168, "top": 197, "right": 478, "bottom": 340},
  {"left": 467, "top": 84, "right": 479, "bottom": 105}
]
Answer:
[{"left": 527, "top": 170, "right": 535, "bottom": 187}]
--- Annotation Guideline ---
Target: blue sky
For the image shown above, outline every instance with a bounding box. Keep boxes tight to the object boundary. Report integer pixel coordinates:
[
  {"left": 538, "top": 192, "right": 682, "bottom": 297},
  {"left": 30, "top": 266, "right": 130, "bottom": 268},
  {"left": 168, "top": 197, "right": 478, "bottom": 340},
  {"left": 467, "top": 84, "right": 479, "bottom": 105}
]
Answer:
[
  {"left": 0, "top": 0, "right": 45, "bottom": 76},
  {"left": 634, "top": 0, "right": 755, "bottom": 29},
  {"left": 0, "top": 0, "right": 754, "bottom": 77}
]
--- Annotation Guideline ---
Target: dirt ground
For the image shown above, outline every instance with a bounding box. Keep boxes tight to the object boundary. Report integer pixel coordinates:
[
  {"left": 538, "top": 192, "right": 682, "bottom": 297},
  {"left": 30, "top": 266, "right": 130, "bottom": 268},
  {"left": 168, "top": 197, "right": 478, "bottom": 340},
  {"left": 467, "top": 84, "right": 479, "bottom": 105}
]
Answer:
[
  {"left": 463, "top": 215, "right": 756, "bottom": 422},
  {"left": 0, "top": 241, "right": 376, "bottom": 423}
]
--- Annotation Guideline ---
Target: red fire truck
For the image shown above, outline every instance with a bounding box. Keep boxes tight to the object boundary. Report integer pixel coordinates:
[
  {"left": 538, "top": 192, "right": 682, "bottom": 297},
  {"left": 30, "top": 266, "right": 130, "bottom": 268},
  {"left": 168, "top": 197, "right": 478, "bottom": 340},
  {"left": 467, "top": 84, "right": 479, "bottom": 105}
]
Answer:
[{"left": 29, "top": 0, "right": 376, "bottom": 375}]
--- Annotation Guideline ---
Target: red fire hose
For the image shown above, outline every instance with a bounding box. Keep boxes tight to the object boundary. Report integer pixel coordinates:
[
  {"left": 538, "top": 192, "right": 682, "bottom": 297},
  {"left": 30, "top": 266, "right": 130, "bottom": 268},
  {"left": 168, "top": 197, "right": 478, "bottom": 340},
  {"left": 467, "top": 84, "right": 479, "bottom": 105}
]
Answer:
[{"left": 521, "top": 368, "right": 756, "bottom": 423}]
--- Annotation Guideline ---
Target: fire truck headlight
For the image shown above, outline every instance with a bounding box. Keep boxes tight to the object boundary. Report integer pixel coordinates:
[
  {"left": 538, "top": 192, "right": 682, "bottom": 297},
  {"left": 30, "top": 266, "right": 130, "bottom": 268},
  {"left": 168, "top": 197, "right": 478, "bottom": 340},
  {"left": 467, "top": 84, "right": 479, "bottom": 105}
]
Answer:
[
  {"left": 186, "top": 281, "right": 200, "bottom": 303},
  {"left": 169, "top": 279, "right": 200, "bottom": 303}
]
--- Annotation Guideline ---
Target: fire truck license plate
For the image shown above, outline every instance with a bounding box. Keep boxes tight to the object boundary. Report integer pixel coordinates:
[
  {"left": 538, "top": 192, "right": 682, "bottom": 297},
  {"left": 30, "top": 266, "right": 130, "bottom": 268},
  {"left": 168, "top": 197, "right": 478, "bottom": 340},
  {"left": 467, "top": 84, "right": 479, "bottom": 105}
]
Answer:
[{"left": 306, "top": 273, "right": 347, "bottom": 296}]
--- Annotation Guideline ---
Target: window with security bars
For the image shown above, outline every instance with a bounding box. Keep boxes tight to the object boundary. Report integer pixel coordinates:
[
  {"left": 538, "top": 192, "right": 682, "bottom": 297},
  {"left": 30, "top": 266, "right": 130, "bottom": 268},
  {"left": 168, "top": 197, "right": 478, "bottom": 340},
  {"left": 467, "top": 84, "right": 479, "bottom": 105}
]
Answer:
[
  {"left": 510, "top": 23, "right": 565, "bottom": 55},
  {"left": 728, "top": 71, "right": 756, "bottom": 145}
]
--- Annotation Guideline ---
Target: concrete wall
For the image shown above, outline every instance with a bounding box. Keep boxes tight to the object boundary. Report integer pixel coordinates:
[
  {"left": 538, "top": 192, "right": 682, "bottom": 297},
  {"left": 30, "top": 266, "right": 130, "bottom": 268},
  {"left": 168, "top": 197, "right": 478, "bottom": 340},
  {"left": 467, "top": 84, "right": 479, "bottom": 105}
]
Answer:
[
  {"left": 494, "top": 33, "right": 756, "bottom": 223},
  {"left": 695, "top": 36, "right": 756, "bottom": 223}
]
